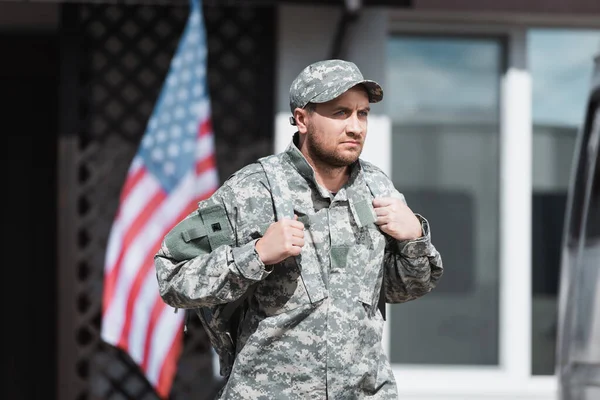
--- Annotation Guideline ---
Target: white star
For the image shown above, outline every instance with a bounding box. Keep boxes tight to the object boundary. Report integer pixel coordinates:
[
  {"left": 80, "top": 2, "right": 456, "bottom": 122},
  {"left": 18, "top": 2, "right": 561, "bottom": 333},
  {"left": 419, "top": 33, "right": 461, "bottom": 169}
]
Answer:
[
  {"left": 177, "top": 89, "right": 189, "bottom": 101},
  {"left": 167, "top": 143, "right": 180, "bottom": 157},
  {"left": 156, "top": 130, "right": 167, "bottom": 142},
  {"left": 174, "top": 107, "right": 186, "bottom": 120},
  {"left": 164, "top": 94, "right": 174, "bottom": 106},
  {"left": 151, "top": 148, "right": 164, "bottom": 161},
  {"left": 181, "top": 69, "right": 192, "bottom": 83},
  {"left": 192, "top": 84, "right": 204, "bottom": 97},
  {"left": 142, "top": 135, "right": 154, "bottom": 148},
  {"left": 188, "top": 33, "right": 199, "bottom": 44},
  {"left": 167, "top": 75, "right": 178, "bottom": 87},
  {"left": 171, "top": 126, "right": 182, "bottom": 138}
]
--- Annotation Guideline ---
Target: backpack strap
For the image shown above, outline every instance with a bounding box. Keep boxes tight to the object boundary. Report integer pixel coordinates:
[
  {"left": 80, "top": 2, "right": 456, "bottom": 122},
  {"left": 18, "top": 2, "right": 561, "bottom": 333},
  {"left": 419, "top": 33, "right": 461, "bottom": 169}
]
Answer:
[
  {"left": 257, "top": 154, "right": 295, "bottom": 220},
  {"left": 359, "top": 160, "right": 389, "bottom": 321}
]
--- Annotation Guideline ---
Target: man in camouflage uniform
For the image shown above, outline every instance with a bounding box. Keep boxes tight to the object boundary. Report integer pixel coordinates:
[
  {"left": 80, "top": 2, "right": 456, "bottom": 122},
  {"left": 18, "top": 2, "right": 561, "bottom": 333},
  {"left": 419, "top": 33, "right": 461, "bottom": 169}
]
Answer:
[{"left": 155, "top": 59, "right": 443, "bottom": 399}]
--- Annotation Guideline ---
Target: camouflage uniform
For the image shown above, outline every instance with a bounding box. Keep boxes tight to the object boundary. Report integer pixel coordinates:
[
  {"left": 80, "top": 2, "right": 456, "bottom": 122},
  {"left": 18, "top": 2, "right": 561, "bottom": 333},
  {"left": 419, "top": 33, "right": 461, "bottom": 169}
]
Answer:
[{"left": 155, "top": 60, "right": 443, "bottom": 399}]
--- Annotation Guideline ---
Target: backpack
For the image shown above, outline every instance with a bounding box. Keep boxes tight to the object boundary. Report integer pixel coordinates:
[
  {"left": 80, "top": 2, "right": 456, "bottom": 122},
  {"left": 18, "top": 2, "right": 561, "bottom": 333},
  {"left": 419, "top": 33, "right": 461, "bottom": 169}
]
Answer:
[{"left": 179, "top": 154, "right": 387, "bottom": 379}]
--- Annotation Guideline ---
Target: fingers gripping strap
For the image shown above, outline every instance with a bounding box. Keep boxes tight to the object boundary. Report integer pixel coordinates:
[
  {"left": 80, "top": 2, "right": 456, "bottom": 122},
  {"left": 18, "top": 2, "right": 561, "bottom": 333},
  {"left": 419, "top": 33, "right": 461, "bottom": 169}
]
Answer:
[
  {"left": 347, "top": 186, "right": 376, "bottom": 228},
  {"left": 258, "top": 155, "right": 295, "bottom": 221}
]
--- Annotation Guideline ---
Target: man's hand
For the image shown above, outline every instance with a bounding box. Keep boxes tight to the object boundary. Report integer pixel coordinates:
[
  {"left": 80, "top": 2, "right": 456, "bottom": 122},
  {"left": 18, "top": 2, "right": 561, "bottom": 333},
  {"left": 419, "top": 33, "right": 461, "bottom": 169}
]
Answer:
[
  {"left": 255, "top": 215, "right": 305, "bottom": 265},
  {"left": 373, "top": 197, "right": 422, "bottom": 241}
]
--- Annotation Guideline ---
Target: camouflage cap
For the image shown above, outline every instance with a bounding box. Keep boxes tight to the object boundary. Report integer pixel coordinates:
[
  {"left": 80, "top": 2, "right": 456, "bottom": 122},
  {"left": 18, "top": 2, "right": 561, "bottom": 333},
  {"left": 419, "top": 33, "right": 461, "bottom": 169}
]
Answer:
[{"left": 289, "top": 59, "right": 383, "bottom": 120}]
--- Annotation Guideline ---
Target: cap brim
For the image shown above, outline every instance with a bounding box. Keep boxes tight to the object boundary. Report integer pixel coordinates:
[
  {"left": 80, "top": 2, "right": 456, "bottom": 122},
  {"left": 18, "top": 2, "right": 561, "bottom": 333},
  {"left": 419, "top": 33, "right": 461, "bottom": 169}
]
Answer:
[{"left": 310, "top": 79, "right": 383, "bottom": 105}]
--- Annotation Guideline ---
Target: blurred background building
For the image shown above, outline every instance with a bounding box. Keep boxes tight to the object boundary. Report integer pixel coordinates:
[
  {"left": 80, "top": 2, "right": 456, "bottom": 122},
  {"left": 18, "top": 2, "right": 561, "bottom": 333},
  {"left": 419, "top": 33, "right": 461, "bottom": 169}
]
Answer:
[{"left": 2, "top": 0, "right": 599, "bottom": 399}]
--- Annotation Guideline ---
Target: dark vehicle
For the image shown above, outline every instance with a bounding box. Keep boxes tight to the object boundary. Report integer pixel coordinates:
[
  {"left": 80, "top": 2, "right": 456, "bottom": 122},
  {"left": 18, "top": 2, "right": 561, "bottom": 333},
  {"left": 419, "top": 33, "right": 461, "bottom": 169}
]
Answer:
[{"left": 556, "top": 47, "right": 600, "bottom": 400}]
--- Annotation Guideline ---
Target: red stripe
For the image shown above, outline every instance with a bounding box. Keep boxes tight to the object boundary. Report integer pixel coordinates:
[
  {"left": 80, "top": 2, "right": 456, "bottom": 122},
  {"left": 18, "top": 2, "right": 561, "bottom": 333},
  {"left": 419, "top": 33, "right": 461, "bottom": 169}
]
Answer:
[
  {"left": 102, "top": 182, "right": 166, "bottom": 314},
  {"left": 198, "top": 118, "right": 212, "bottom": 138},
  {"left": 196, "top": 153, "right": 216, "bottom": 176},
  {"left": 116, "top": 241, "right": 163, "bottom": 350},
  {"left": 140, "top": 192, "right": 215, "bottom": 371},
  {"left": 156, "top": 324, "right": 184, "bottom": 399},
  {"left": 141, "top": 295, "right": 167, "bottom": 373},
  {"left": 120, "top": 164, "right": 145, "bottom": 205}
]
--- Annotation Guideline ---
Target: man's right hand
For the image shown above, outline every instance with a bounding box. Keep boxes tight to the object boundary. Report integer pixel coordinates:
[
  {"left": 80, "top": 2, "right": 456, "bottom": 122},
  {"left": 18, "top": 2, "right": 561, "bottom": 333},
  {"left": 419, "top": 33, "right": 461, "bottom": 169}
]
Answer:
[{"left": 255, "top": 215, "right": 305, "bottom": 265}]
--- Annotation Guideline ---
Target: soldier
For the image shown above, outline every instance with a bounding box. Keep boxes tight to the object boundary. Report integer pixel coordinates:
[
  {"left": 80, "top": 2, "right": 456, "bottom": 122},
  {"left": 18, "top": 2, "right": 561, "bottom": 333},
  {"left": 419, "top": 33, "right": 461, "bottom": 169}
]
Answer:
[{"left": 154, "top": 59, "right": 443, "bottom": 399}]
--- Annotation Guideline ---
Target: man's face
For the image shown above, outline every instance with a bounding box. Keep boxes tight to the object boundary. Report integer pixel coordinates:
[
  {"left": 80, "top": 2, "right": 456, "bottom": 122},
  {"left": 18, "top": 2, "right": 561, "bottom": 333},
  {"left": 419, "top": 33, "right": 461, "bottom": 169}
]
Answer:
[{"left": 301, "top": 85, "right": 370, "bottom": 168}]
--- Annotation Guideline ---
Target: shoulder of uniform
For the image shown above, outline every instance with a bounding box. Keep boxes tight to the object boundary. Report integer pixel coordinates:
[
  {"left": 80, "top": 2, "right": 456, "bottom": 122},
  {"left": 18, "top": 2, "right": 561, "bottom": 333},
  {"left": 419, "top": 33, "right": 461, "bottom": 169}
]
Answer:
[
  {"left": 222, "top": 162, "right": 267, "bottom": 189},
  {"left": 360, "top": 159, "right": 389, "bottom": 179}
]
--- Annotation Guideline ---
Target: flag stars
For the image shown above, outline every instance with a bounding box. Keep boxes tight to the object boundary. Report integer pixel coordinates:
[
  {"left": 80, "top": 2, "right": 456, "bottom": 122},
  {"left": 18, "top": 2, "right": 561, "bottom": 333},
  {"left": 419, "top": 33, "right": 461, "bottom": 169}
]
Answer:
[
  {"left": 151, "top": 148, "right": 164, "bottom": 162},
  {"left": 164, "top": 94, "right": 175, "bottom": 106},
  {"left": 142, "top": 135, "right": 154, "bottom": 148},
  {"left": 184, "top": 52, "right": 194, "bottom": 64},
  {"left": 188, "top": 33, "right": 199, "bottom": 44},
  {"left": 177, "top": 89, "right": 189, "bottom": 101},
  {"left": 170, "top": 126, "right": 182, "bottom": 138},
  {"left": 174, "top": 107, "right": 186, "bottom": 120},
  {"left": 167, "top": 75, "right": 178, "bottom": 87},
  {"left": 156, "top": 130, "right": 168, "bottom": 143},
  {"left": 192, "top": 85, "right": 204, "bottom": 97},
  {"left": 181, "top": 69, "right": 192, "bottom": 83},
  {"left": 167, "top": 143, "right": 180, "bottom": 157}
]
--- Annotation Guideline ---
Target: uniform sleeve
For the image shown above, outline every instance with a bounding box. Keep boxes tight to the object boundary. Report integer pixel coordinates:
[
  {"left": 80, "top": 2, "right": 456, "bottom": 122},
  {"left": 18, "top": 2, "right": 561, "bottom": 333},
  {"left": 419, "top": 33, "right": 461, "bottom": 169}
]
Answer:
[
  {"left": 154, "top": 184, "right": 272, "bottom": 309},
  {"left": 382, "top": 191, "right": 444, "bottom": 303}
]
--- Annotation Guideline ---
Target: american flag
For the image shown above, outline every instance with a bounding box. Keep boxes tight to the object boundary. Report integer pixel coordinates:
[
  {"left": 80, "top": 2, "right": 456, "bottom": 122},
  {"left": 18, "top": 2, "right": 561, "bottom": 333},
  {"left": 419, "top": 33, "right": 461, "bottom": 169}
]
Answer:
[{"left": 100, "top": 0, "right": 218, "bottom": 397}]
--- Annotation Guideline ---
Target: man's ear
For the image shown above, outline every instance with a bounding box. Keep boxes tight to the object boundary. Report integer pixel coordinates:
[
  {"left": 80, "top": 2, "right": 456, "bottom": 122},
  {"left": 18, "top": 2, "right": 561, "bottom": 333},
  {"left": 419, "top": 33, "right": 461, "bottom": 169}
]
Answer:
[{"left": 294, "top": 108, "right": 309, "bottom": 134}]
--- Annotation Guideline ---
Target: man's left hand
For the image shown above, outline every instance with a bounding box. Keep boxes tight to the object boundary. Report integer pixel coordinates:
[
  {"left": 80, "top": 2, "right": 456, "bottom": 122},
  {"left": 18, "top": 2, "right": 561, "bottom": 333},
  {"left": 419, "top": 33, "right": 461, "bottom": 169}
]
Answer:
[{"left": 373, "top": 197, "right": 422, "bottom": 241}]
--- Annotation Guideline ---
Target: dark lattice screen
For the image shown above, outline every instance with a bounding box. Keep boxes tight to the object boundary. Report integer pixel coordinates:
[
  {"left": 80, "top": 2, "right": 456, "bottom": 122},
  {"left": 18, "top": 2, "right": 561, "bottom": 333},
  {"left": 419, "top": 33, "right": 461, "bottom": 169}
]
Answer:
[{"left": 58, "top": 3, "right": 274, "bottom": 399}]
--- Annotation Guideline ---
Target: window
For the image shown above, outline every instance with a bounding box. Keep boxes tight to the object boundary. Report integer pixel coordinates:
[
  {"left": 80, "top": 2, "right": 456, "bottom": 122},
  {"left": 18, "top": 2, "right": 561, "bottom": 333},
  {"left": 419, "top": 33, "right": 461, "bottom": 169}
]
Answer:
[{"left": 386, "top": 35, "right": 502, "bottom": 365}]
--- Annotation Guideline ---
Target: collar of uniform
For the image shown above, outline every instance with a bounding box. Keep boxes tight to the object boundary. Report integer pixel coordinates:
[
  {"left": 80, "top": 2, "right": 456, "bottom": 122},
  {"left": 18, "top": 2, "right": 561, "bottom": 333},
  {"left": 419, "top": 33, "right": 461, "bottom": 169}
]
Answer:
[{"left": 284, "top": 133, "right": 362, "bottom": 201}]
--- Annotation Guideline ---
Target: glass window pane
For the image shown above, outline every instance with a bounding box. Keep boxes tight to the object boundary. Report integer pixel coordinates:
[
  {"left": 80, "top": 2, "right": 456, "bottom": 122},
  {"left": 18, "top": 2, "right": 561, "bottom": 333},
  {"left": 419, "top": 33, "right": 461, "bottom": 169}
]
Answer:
[
  {"left": 530, "top": 28, "right": 600, "bottom": 375},
  {"left": 386, "top": 35, "right": 502, "bottom": 365}
]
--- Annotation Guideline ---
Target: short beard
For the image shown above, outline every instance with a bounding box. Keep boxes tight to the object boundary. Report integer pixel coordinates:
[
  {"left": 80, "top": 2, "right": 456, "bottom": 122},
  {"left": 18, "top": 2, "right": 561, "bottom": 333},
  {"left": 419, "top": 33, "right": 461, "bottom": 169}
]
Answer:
[{"left": 305, "top": 122, "right": 361, "bottom": 169}]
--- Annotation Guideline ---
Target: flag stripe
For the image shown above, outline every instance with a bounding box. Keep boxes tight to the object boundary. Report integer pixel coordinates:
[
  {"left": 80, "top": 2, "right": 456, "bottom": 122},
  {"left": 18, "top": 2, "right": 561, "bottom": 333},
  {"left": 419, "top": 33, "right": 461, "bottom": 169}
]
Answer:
[
  {"left": 104, "top": 186, "right": 165, "bottom": 314},
  {"left": 156, "top": 325, "right": 185, "bottom": 398}
]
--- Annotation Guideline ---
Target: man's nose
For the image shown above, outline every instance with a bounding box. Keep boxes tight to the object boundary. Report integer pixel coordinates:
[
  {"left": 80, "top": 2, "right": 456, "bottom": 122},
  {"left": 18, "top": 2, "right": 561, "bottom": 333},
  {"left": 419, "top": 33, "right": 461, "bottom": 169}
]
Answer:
[{"left": 346, "top": 113, "right": 365, "bottom": 136}]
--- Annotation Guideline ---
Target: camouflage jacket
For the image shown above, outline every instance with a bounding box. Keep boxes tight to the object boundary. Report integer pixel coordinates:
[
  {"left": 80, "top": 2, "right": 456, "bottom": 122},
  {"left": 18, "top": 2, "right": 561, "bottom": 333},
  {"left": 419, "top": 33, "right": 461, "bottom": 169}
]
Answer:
[{"left": 155, "top": 138, "right": 443, "bottom": 399}]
